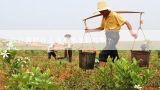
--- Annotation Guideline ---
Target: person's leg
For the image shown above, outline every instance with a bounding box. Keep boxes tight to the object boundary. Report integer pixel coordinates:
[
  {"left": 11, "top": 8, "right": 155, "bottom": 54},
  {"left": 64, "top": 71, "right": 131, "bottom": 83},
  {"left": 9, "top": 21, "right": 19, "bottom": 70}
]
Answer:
[
  {"left": 99, "top": 50, "right": 109, "bottom": 67},
  {"left": 64, "top": 49, "right": 67, "bottom": 58},
  {"left": 110, "top": 50, "right": 119, "bottom": 63},
  {"left": 68, "top": 49, "right": 72, "bottom": 62},
  {"left": 48, "top": 52, "right": 51, "bottom": 59},
  {"left": 98, "top": 31, "right": 110, "bottom": 66},
  {"left": 51, "top": 51, "right": 56, "bottom": 59},
  {"left": 104, "top": 31, "right": 110, "bottom": 50},
  {"left": 106, "top": 31, "right": 119, "bottom": 50},
  {"left": 108, "top": 31, "right": 120, "bottom": 62}
]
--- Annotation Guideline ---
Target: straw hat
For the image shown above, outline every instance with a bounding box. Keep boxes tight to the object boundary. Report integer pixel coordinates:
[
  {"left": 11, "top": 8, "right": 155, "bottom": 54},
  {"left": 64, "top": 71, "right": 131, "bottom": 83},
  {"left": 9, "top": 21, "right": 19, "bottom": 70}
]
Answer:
[
  {"left": 64, "top": 34, "right": 71, "bottom": 38},
  {"left": 94, "top": 0, "right": 109, "bottom": 14}
]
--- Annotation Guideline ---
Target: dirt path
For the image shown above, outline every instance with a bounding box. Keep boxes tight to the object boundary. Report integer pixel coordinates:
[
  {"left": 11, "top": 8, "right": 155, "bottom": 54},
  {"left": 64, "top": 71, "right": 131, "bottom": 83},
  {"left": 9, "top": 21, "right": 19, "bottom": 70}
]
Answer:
[{"left": 0, "top": 70, "right": 5, "bottom": 90}]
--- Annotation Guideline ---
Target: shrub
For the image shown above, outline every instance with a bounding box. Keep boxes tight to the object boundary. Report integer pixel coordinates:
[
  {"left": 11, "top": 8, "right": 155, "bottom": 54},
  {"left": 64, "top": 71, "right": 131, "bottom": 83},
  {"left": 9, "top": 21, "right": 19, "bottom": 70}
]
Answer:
[
  {"left": 113, "top": 58, "right": 152, "bottom": 90},
  {"left": 144, "top": 70, "right": 160, "bottom": 88},
  {"left": 6, "top": 67, "right": 58, "bottom": 90},
  {"left": 9, "top": 56, "right": 30, "bottom": 75},
  {"left": 94, "top": 58, "right": 152, "bottom": 90},
  {"left": 60, "top": 68, "right": 96, "bottom": 90},
  {"left": 94, "top": 60, "right": 117, "bottom": 90}
]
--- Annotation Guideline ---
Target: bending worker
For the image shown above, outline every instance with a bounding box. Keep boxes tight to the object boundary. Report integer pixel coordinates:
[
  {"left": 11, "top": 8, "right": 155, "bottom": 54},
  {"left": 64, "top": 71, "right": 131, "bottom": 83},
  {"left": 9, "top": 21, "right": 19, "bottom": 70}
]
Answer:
[{"left": 48, "top": 43, "right": 57, "bottom": 60}]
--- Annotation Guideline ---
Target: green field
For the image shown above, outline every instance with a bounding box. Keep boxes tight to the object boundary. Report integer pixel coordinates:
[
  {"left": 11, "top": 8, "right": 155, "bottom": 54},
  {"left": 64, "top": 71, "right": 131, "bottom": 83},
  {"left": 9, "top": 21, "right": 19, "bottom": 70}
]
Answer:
[{"left": 0, "top": 50, "right": 160, "bottom": 90}]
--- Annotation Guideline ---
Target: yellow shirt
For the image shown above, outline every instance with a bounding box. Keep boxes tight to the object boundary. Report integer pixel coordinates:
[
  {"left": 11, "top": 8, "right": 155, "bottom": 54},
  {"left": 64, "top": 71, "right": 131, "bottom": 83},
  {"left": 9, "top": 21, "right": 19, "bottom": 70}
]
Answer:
[{"left": 101, "top": 11, "right": 126, "bottom": 31}]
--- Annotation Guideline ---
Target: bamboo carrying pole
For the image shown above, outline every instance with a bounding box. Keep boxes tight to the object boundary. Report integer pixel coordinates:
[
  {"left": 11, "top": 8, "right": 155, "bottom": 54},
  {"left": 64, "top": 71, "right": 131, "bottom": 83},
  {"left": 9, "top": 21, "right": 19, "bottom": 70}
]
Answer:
[
  {"left": 83, "top": 11, "right": 144, "bottom": 21},
  {"left": 83, "top": 10, "right": 145, "bottom": 50}
]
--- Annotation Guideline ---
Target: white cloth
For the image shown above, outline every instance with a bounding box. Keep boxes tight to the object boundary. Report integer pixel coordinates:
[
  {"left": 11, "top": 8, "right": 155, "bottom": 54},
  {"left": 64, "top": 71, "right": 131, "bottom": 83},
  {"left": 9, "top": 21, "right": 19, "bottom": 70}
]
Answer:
[
  {"left": 64, "top": 38, "right": 72, "bottom": 48},
  {"left": 48, "top": 43, "right": 55, "bottom": 52}
]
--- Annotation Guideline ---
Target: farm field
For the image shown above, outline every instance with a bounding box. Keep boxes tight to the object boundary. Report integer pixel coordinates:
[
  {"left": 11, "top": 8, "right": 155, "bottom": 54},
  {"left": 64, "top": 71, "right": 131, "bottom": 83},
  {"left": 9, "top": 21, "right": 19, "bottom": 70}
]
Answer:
[
  {"left": 0, "top": 0, "right": 160, "bottom": 89},
  {"left": 0, "top": 50, "right": 160, "bottom": 90}
]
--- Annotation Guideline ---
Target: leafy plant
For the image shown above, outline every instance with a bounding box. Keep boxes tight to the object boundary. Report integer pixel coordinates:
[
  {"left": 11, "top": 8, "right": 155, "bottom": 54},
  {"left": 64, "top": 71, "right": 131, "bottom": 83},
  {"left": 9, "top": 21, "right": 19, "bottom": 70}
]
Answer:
[
  {"left": 113, "top": 58, "right": 152, "bottom": 90},
  {"left": 0, "top": 41, "right": 17, "bottom": 69},
  {"left": 0, "top": 50, "right": 17, "bottom": 64},
  {"left": 94, "top": 60, "right": 117, "bottom": 90},
  {"left": 60, "top": 67, "right": 96, "bottom": 90},
  {"left": 7, "top": 67, "right": 58, "bottom": 90},
  {"left": 9, "top": 56, "right": 30, "bottom": 75},
  {"left": 144, "top": 70, "right": 160, "bottom": 88},
  {"left": 0, "top": 50, "right": 30, "bottom": 76}
]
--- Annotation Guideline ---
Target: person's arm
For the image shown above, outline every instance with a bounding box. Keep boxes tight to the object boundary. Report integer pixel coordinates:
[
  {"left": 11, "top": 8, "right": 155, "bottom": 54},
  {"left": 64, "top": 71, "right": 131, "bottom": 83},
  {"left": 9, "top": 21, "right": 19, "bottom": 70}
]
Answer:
[
  {"left": 85, "top": 27, "right": 104, "bottom": 32},
  {"left": 83, "top": 14, "right": 104, "bottom": 32},
  {"left": 124, "top": 21, "right": 138, "bottom": 39}
]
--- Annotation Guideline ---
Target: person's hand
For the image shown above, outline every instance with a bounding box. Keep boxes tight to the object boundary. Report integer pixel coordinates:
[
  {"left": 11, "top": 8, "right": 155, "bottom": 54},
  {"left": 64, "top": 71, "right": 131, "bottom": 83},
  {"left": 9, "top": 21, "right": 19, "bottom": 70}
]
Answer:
[
  {"left": 85, "top": 28, "right": 90, "bottom": 33},
  {"left": 131, "top": 32, "right": 138, "bottom": 39},
  {"left": 83, "top": 19, "right": 87, "bottom": 21}
]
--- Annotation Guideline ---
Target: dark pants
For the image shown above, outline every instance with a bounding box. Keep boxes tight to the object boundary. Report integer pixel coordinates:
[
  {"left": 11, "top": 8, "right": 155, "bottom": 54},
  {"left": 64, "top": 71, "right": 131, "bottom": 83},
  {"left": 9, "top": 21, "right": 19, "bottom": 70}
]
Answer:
[
  {"left": 99, "top": 31, "right": 120, "bottom": 62},
  {"left": 99, "top": 50, "right": 119, "bottom": 63},
  {"left": 64, "top": 48, "right": 72, "bottom": 62},
  {"left": 48, "top": 50, "right": 56, "bottom": 59}
]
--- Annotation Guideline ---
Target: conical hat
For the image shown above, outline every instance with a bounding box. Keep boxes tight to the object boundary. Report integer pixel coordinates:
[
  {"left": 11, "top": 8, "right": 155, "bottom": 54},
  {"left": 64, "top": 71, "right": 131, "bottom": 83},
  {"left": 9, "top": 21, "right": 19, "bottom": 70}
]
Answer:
[{"left": 97, "top": 0, "right": 108, "bottom": 12}]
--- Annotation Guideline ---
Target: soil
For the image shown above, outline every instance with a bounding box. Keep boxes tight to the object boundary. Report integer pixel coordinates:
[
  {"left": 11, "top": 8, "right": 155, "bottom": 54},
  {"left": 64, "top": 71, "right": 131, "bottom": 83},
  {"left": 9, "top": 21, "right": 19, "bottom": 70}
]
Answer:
[{"left": 0, "top": 70, "right": 5, "bottom": 90}]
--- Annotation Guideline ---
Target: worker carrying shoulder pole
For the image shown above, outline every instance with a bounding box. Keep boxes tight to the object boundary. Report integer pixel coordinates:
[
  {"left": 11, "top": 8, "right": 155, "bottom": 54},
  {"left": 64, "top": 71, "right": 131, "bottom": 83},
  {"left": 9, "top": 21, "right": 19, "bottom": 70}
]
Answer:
[{"left": 84, "top": 0, "right": 138, "bottom": 66}]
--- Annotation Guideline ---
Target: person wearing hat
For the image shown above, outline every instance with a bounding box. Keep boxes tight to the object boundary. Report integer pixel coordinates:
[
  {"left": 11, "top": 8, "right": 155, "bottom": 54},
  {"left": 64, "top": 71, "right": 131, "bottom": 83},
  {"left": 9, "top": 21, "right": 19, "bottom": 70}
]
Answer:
[
  {"left": 64, "top": 34, "right": 72, "bottom": 62},
  {"left": 84, "top": 0, "right": 138, "bottom": 66}
]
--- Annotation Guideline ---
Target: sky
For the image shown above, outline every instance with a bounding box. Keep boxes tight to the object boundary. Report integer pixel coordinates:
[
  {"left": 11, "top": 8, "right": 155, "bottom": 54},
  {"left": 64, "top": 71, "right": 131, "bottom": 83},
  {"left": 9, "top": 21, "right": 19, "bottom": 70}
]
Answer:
[{"left": 0, "top": 0, "right": 160, "bottom": 43}]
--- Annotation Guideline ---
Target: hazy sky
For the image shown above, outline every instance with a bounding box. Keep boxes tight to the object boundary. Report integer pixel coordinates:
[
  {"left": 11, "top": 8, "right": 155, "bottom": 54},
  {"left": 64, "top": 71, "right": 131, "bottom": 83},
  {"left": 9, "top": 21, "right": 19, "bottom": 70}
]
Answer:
[
  {"left": 0, "top": 0, "right": 160, "bottom": 43},
  {"left": 0, "top": 0, "right": 160, "bottom": 30}
]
